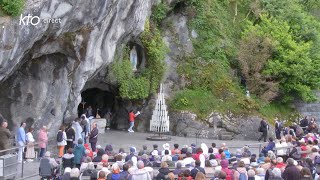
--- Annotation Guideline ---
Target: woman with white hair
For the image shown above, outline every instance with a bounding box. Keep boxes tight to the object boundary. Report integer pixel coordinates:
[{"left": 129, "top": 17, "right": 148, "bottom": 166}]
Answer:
[
  {"left": 269, "top": 168, "right": 283, "bottom": 180},
  {"left": 70, "top": 168, "right": 80, "bottom": 180},
  {"left": 161, "top": 143, "right": 171, "bottom": 155},
  {"left": 82, "top": 162, "right": 97, "bottom": 178},
  {"left": 106, "top": 163, "right": 121, "bottom": 180},
  {"left": 59, "top": 167, "right": 71, "bottom": 180}
]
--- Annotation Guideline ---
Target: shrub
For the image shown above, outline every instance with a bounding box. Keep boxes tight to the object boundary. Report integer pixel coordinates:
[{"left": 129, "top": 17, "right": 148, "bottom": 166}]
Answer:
[{"left": 0, "top": 0, "right": 24, "bottom": 16}]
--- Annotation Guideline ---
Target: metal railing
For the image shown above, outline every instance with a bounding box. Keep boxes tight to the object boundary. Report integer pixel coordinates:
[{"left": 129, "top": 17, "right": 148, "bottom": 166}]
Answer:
[{"left": 0, "top": 138, "right": 57, "bottom": 179}]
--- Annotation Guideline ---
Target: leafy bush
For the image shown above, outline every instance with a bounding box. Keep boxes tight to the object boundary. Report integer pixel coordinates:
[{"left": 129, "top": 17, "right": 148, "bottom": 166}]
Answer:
[
  {"left": 151, "top": 1, "right": 171, "bottom": 26},
  {"left": 112, "top": 21, "right": 168, "bottom": 100},
  {"left": 242, "top": 15, "right": 320, "bottom": 102},
  {"left": 0, "top": 0, "right": 24, "bottom": 16}
]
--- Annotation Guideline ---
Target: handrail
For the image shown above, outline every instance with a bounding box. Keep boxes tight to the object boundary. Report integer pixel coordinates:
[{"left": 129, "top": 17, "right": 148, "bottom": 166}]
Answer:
[{"left": 0, "top": 138, "right": 56, "bottom": 154}]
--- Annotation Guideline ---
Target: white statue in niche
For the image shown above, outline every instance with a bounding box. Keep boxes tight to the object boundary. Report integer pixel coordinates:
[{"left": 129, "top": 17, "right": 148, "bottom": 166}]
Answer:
[{"left": 130, "top": 46, "right": 138, "bottom": 71}]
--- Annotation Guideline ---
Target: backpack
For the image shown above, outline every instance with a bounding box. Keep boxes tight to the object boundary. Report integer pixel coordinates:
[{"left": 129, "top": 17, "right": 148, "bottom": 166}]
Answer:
[
  {"left": 238, "top": 170, "right": 247, "bottom": 180},
  {"left": 222, "top": 168, "right": 232, "bottom": 180},
  {"left": 57, "top": 131, "right": 63, "bottom": 142}
]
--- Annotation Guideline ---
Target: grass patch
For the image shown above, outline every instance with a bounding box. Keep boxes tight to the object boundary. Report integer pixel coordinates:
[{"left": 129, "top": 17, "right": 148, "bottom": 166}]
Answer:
[
  {"left": 170, "top": 89, "right": 217, "bottom": 119},
  {"left": 259, "top": 102, "right": 300, "bottom": 124}
]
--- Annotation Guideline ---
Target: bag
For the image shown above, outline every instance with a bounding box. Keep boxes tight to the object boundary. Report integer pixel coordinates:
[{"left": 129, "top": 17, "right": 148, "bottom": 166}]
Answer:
[
  {"left": 57, "top": 131, "right": 63, "bottom": 142},
  {"left": 238, "top": 170, "right": 247, "bottom": 180},
  {"left": 222, "top": 169, "right": 232, "bottom": 180},
  {"left": 258, "top": 126, "right": 262, "bottom": 132}
]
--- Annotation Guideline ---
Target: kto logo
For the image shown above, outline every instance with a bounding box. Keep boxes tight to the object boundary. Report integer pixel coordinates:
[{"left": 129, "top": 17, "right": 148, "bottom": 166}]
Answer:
[{"left": 19, "top": 14, "right": 41, "bottom": 26}]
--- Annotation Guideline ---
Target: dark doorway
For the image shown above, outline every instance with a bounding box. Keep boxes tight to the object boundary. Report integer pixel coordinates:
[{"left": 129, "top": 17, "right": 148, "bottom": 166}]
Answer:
[{"left": 78, "top": 88, "right": 115, "bottom": 121}]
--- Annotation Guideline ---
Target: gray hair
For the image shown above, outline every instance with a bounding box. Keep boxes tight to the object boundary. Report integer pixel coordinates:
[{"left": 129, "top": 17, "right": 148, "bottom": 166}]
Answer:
[
  {"left": 137, "top": 160, "right": 144, "bottom": 169},
  {"left": 247, "top": 169, "right": 255, "bottom": 177},
  {"left": 272, "top": 168, "right": 282, "bottom": 177},
  {"left": 78, "top": 138, "right": 83, "bottom": 145},
  {"left": 70, "top": 168, "right": 80, "bottom": 178},
  {"left": 256, "top": 168, "right": 265, "bottom": 175},
  {"left": 87, "top": 162, "right": 95, "bottom": 170},
  {"left": 286, "top": 158, "right": 295, "bottom": 165},
  {"left": 176, "top": 162, "right": 182, "bottom": 169}
]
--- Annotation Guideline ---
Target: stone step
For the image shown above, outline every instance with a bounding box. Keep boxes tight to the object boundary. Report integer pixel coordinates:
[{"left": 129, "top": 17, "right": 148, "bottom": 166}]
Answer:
[
  {"left": 219, "top": 134, "right": 233, "bottom": 140},
  {"left": 220, "top": 132, "right": 233, "bottom": 136}
]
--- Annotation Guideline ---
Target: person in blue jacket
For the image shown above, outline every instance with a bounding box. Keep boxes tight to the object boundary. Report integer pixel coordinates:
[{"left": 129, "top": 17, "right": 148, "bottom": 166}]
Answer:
[{"left": 73, "top": 138, "right": 85, "bottom": 169}]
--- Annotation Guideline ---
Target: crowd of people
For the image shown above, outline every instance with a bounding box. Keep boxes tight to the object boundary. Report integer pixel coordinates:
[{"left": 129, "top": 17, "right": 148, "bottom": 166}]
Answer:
[
  {"left": 1, "top": 112, "right": 320, "bottom": 180},
  {"left": 36, "top": 116, "right": 320, "bottom": 180}
]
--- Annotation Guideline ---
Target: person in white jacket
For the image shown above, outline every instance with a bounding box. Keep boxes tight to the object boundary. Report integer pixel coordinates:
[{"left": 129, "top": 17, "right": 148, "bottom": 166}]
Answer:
[
  {"left": 72, "top": 119, "right": 83, "bottom": 145},
  {"left": 25, "top": 128, "right": 35, "bottom": 162},
  {"left": 57, "top": 126, "right": 67, "bottom": 158}
]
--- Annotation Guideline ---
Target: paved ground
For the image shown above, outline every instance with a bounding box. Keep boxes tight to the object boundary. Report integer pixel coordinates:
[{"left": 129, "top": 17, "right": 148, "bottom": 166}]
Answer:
[{"left": 19, "top": 130, "right": 267, "bottom": 180}]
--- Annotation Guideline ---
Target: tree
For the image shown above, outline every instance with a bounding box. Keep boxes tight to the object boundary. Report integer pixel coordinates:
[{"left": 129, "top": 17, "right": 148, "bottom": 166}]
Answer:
[{"left": 241, "top": 16, "right": 320, "bottom": 102}]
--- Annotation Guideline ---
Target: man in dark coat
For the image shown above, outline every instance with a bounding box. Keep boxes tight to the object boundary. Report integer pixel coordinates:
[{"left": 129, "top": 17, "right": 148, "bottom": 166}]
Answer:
[
  {"left": 0, "top": 121, "right": 11, "bottom": 155},
  {"left": 300, "top": 116, "right": 309, "bottom": 133},
  {"left": 283, "top": 158, "right": 300, "bottom": 180},
  {"left": 89, "top": 123, "right": 98, "bottom": 152},
  {"left": 258, "top": 119, "right": 269, "bottom": 142},
  {"left": 274, "top": 118, "right": 282, "bottom": 140}
]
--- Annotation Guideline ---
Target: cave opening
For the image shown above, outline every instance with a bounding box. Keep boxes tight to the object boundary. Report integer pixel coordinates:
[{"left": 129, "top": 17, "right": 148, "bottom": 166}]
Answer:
[{"left": 77, "top": 88, "right": 116, "bottom": 128}]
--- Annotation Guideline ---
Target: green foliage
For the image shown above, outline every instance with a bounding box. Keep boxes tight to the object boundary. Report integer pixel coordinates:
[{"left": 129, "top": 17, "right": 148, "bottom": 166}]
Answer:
[
  {"left": 112, "top": 60, "right": 150, "bottom": 100},
  {"left": 151, "top": 1, "right": 171, "bottom": 26},
  {"left": 242, "top": 15, "right": 320, "bottom": 102},
  {"left": 170, "top": 89, "right": 216, "bottom": 119},
  {"left": 141, "top": 20, "right": 168, "bottom": 94},
  {"left": 0, "top": 0, "right": 24, "bottom": 16},
  {"left": 112, "top": 21, "right": 167, "bottom": 100},
  {"left": 259, "top": 102, "right": 300, "bottom": 123}
]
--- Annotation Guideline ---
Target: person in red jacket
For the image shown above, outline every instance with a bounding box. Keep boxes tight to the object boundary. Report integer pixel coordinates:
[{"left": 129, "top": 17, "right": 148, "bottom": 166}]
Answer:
[{"left": 128, "top": 110, "right": 140, "bottom": 132}]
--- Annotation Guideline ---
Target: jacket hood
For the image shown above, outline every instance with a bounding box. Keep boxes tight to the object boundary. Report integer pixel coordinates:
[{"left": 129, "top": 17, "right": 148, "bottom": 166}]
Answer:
[
  {"left": 63, "top": 153, "right": 74, "bottom": 159},
  {"left": 75, "top": 144, "right": 84, "bottom": 150}
]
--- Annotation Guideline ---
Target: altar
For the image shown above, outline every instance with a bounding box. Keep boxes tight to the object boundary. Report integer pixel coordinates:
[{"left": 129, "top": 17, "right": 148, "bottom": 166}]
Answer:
[{"left": 91, "top": 118, "right": 106, "bottom": 134}]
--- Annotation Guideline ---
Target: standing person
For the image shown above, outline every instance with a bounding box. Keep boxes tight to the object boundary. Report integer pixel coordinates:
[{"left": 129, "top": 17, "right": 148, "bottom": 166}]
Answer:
[
  {"left": 66, "top": 124, "right": 75, "bottom": 151},
  {"left": 72, "top": 119, "right": 82, "bottom": 145},
  {"left": 25, "top": 128, "right": 35, "bottom": 162},
  {"left": 89, "top": 122, "right": 98, "bottom": 152},
  {"left": 80, "top": 114, "right": 89, "bottom": 144},
  {"left": 73, "top": 139, "right": 85, "bottom": 169},
  {"left": 0, "top": 120, "right": 11, "bottom": 155},
  {"left": 16, "top": 122, "right": 26, "bottom": 163},
  {"left": 283, "top": 158, "right": 300, "bottom": 180},
  {"left": 85, "top": 106, "right": 93, "bottom": 118},
  {"left": 57, "top": 125, "right": 67, "bottom": 158},
  {"left": 275, "top": 118, "right": 282, "bottom": 140},
  {"left": 105, "top": 110, "right": 112, "bottom": 130},
  {"left": 258, "top": 119, "right": 269, "bottom": 142},
  {"left": 38, "top": 126, "right": 48, "bottom": 159},
  {"left": 300, "top": 116, "right": 309, "bottom": 133},
  {"left": 128, "top": 110, "right": 140, "bottom": 133}
]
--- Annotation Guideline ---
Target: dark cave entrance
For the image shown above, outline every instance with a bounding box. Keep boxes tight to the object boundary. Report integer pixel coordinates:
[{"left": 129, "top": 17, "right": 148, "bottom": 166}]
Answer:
[{"left": 77, "top": 88, "right": 116, "bottom": 128}]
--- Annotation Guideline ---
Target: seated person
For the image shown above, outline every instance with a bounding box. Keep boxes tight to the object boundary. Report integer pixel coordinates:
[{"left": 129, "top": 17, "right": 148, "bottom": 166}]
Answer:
[
  {"left": 62, "top": 148, "right": 74, "bottom": 169},
  {"left": 261, "top": 137, "right": 275, "bottom": 156},
  {"left": 40, "top": 151, "right": 59, "bottom": 177},
  {"left": 191, "top": 160, "right": 206, "bottom": 179},
  {"left": 82, "top": 162, "right": 97, "bottom": 180}
]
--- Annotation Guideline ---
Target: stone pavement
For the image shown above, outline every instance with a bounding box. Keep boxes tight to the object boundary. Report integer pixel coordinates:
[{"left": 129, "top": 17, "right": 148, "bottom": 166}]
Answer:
[{"left": 20, "top": 130, "right": 266, "bottom": 180}]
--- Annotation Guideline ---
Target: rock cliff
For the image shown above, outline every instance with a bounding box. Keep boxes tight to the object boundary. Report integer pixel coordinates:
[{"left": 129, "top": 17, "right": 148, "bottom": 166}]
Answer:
[{"left": 0, "top": 0, "right": 152, "bottom": 135}]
